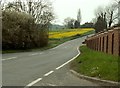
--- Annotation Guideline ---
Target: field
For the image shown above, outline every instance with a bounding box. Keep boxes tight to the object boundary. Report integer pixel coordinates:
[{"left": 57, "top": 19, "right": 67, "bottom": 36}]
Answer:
[{"left": 49, "top": 28, "right": 94, "bottom": 39}]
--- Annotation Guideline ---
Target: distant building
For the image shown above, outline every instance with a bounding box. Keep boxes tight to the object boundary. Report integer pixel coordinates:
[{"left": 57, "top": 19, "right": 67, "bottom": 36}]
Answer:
[{"left": 80, "top": 22, "right": 94, "bottom": 28}]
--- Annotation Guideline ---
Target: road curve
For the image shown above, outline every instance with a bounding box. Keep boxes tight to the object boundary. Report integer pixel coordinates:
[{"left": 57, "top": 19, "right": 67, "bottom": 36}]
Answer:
[{"left": 2, "top": 36, "right": 99, "bottom": 86}]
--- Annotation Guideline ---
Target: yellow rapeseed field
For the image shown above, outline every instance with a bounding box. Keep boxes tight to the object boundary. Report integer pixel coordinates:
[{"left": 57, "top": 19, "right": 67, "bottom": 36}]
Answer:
[{"left": 49, "top": 28, "right": 94, "bottom": 39}]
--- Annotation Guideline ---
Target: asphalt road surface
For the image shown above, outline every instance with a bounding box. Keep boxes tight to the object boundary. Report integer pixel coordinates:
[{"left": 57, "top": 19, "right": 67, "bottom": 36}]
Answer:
[{"left": 2, "top": 36, "right": 100, "bottom": 87}]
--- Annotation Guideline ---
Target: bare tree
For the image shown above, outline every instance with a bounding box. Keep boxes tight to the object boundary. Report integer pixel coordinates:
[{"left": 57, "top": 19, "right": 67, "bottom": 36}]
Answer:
[
  {"left": 105, "top": 3, "right": 118, "bottom": 27},
  {"left": 2, "top": 0, "right": 54, "bottom": 25},
  {"left": 94, "top": 2, "right": 118, "bottom": 28},
  {"left": 64, "top": 17, "right": 75, "bottom": 29}
]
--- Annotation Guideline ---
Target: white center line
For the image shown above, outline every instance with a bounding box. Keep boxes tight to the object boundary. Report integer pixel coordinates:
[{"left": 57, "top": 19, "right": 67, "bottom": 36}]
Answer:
[
  {"left": 44, "top": 70, "right": 54, "bottom": 77},
  {"left": 25, "top": 47, "right": 80, "bottom": 87},
  {"left": 56, "top": 47, "right": 80, "bottom": 70},
  {"left": 39, "top": 53, "right": 43, "bottom": 54},
  {"left": 2, "top": 57, "right": 17, "bottom": 61},
  {"left": 29, "top": 53, "right": 38, "bottom": 56},
  {"left": 25, "top": 78, "right": 42, "bottom": 87}
]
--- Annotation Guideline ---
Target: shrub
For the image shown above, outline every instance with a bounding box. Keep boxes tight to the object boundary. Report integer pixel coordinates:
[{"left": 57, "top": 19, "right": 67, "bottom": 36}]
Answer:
[{"left": 2, "top": 10, "right": 48, "bottom": 50}]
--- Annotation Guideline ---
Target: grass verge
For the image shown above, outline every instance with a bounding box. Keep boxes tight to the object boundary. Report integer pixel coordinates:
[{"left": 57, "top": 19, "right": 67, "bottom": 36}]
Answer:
[{"left": 70, "top": 45, "right": 119, "bottom": 82}]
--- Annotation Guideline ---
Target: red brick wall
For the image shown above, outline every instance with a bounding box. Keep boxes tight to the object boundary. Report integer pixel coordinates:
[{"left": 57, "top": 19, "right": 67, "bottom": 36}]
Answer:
[{"left": 86, "top": 27, "right": 120, "bottom": 56}]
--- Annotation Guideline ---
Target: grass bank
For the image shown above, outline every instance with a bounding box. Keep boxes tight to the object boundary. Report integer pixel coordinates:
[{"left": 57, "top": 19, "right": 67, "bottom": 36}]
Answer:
[{"left": 71, "top": 45, "right": 119, "bottom": 82}]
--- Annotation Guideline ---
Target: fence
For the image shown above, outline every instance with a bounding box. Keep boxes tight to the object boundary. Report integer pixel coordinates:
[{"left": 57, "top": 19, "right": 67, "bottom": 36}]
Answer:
[{"left": 86, "top": 27, "right": 120, "bottom": 56}]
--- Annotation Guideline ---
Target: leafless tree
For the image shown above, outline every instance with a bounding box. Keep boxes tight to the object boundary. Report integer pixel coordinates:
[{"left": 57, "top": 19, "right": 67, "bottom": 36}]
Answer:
[
  {"left": 94, "top": 2, "right": 118, "bottom": 27},
  {"left": 64, "top": 17, "right": 75, "bottom": 29},
  {"left": 105, "top": 3, "right": 118, "bottom": 27},
  {"left": 2, "top": 0, "right": 54, "bottom": 25}
]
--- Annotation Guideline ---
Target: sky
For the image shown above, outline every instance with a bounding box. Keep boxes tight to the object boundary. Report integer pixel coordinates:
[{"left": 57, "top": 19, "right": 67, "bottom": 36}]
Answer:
[
  {"left": 2, "top": 0, "right": 115, "bottom": 25},
  {"left": 51, "top": 0, "right": 113, "bottom": 25}
]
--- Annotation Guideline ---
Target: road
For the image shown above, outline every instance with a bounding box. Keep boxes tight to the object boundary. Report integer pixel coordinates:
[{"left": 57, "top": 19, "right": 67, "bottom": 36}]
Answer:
[{"left": 2, "top": 36, "right": 100, "bottom": 87}]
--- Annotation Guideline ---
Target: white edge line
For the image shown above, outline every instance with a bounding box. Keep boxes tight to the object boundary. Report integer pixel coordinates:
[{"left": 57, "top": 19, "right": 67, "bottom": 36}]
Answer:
[
  {"left": 2, "top": 57, "right": 17, "bottom": 61},
  {"left": 25, "top": 78, "right": 42, "bottom": 87},
  {"left": 44, "top": 70, "right": 54, "bottom": 77},
  {"left": 56, "top": 47, "right": 80, "bottom": 70}
]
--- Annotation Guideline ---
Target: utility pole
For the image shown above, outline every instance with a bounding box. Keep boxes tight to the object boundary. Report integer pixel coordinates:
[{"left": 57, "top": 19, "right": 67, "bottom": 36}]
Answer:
[{"left": 118, "top": 1, "right": 120, "bottom": 24}]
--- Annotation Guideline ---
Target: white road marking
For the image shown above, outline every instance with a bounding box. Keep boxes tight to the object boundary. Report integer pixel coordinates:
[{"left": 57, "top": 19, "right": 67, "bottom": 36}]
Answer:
[
  {"left": 25, "top": 47, "right": 80, "bottom": 87},
  {"left": 44, "top": 71, "right": 54, "bottom": 77},
  {"left": 56, "top": 47, "right": 80, "bottom": 70},
  {"left": 25, "top": 70, "right": 54, "bottom": 87},
  {"left": 29, "top": 53, "right": 39, "bottom": 56},
  {"left": 39, "top": 53, "right": 43, "bottom": 54},
  {"left": 25, "top": 78, "right": 42, "bottom": 87},
  {"left": 2, "top": 57, "right": 17, "bottom": 61}
]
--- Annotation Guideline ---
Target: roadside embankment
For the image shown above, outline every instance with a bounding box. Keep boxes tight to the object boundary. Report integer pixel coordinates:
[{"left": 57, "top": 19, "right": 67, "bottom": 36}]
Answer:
[{"left": 70, "top": 45, "right": 119, "bottom": 86}]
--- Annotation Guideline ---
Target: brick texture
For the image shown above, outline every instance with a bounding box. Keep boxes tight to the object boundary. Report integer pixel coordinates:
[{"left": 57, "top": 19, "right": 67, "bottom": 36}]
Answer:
[{"left": 86, "top": 27, "right": 120, "bottom": 56}]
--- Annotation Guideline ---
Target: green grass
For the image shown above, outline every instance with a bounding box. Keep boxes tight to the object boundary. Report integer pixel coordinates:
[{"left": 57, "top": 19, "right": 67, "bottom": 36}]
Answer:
[{"left": 71, "top": 45, "right": 119, "bottom": 82}]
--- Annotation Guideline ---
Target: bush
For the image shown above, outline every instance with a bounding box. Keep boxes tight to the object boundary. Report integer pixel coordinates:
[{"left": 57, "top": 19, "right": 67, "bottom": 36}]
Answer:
[{"left": 2, "top": 10, "right": 48, "bottom": 50}]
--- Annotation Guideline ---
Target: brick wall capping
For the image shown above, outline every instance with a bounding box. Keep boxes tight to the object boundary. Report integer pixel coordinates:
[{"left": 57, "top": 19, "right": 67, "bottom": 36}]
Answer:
[
  {"left": 113, "top": 27, "right": 120, "bottom": 31},
  {"left": 98, "top": 34, "right": 101, "bottom": 36},
  {"left": 108, "top": 30, "right": 113, "bottom": 32},
  {"left": 104, "top": 32, "right": 108, "bottom": 34},
  {"left": 101, "top": 33, "right": 104, "bottom": 35}
]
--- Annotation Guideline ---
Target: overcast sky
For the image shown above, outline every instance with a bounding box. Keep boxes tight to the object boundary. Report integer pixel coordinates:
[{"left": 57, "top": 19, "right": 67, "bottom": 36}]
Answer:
[
  {"left": 2, "top": 0, "right": 115, "bottom": 25},
  {"left": 51, "top": 0, "right": 113, "bottom": 25}
]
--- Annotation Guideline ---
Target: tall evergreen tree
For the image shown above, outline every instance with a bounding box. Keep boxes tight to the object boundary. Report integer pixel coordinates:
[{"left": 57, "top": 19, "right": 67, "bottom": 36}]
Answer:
[{"left": 77, "top": 9, "right": 81, "bottom": 27}]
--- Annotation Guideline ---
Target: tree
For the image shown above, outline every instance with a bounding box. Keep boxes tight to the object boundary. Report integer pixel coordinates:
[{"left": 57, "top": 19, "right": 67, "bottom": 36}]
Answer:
[
  {"left": 94, "top": 15, "right": 107, "bottom": 33},
  {"left": 76, "top": 8, "right": 81, "bottom": 28},
  {"left": 74, "top": 20, "right": 80, "bottom": 28},
  {"left": 2, "top": 0, "right": 54, "bottom": 27},
  {"left": 64, "top": 17, "right": 75, "bottom": 29},
  {"left": 63, "top": 8, "right": 81, "bottom": 29},
  {"left": 2, "top": 0, "right": 55, "bottom": 50},
  {"left": 94, "top": 2, "right": 118, "bottom": 28},
  {"left": 2, "top": 10, "right": 35, "bottom": 49},
  {"left": 77, "top": 9, "right": 81, "bottom": 24},
  {"left": 105, "top": 3, "right": 118, "bottom": 27}
]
